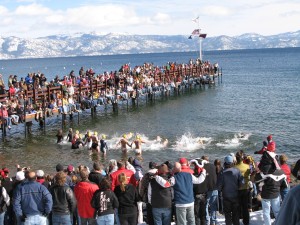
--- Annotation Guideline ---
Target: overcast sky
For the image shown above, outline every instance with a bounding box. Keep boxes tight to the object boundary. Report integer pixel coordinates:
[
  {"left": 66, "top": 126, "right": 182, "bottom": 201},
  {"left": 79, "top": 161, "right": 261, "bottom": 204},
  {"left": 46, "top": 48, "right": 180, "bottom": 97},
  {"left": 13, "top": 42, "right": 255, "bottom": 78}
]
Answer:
[{"left": 0, "top": 0, "right": 299, "bottom": 38}]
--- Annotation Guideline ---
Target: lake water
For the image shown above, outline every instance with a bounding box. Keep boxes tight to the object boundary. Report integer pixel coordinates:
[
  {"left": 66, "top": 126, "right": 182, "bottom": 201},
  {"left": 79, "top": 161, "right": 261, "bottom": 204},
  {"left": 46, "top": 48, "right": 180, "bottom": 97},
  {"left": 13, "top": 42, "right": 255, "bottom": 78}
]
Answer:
[{"left": 0, "top": 48, "right": 300, "bottom": 173}]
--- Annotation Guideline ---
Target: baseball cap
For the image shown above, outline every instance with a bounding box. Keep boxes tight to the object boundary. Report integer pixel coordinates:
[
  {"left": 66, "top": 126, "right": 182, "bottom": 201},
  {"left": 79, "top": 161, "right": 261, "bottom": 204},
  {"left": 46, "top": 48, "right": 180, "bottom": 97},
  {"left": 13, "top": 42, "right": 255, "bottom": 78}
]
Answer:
[
  {"left": 16, "top": 171, "right": 25, "bottom": 181},
  {"left": 179, "top": 157, "right": 188, "bottom": 165},
  {"left": 224, "top": 155, "right": 234, "bottom": 164},
  {"left": 67, "top": 164, "right": 74, "bottom": 172},
  {"left": 267, "top": 135, "right": 272, "bottom": 140},
  {"left": 36, "top": 170, "right": 44, "bottom": 177}
]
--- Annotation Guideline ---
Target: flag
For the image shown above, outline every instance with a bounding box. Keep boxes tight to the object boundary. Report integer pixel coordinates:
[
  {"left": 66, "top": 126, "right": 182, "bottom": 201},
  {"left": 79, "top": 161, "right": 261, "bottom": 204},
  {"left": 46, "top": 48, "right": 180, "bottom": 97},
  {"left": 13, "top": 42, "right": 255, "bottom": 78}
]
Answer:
[
  {"left": 192, "top": 29, "right": 200, "bottom": 35},
  {"left": 188, "top": 35, "right": 192, "bottom": 39},
  {"left": 192, "top": 16, "right": 199, "bottom": 23},
  {"left": 199, "top": 33, "right": 207, "bottom": 38}
]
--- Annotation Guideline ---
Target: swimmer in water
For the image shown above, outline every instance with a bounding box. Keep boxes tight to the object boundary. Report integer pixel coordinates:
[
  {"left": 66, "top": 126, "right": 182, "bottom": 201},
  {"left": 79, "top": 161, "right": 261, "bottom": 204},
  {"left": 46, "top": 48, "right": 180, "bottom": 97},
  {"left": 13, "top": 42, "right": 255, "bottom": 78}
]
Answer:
[
  {"left": 198, "top": 138, "right": 204, "bottom": 145},
  {"left": 67, "top": 128, "right": 73, "bottom": 142},
  {"left": 116, "top": 134, "right": 132, "bottom": 153},
  {"left": 156, "top": 136, "right": 168, "bottom": 147},
  {"left": 100, "top": 134, "right": 108, "bottom": 156},
  {"left": 131, "top": 135, "right": 145, "bottom": 156},
  {"left": 91, "top": 131, "right": 100, "bottom": 152},
  {"left": 71, "top": 132, "right": 85, "bottom": 149},
  {"left": 84, "top": 131, "right": 93, "bottom": 149},
  {"left": 56, "top": 129, "right": 63, "bottom": 143}
]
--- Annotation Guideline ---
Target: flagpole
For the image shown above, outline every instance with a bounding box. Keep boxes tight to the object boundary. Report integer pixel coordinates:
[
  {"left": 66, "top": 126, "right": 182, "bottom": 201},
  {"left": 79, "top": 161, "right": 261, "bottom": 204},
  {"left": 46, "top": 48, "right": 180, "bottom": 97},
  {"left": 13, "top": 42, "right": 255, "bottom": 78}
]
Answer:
[{"left": 198, "top": 16, "right": 202, "bottom": 61}]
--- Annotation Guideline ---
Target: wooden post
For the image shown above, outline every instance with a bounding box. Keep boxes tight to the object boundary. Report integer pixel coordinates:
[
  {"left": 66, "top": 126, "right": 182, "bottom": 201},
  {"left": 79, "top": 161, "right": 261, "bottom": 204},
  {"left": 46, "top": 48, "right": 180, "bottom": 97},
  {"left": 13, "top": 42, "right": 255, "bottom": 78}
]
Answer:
[
  {"left": 24, "top": 100, "right": 27, "bottom": 138},
  {"left": 90, "top": 80, "right": 94, "bottom": 117},
  {"left": 43, "top": 96, "right": 46, "bottom": 133},
  {"left": 1, "top": 107, "right": 5, "bottom": 140},
  {"left": 77, "top": 89, "right": 80, "bottom": 125},
  {"left": 61, "top": 85, "right": 65, "bottom": 129},
  {"left": 136, "top": 83, "right": 139, "bottom": 107},
  {"left": 221, "top": 68, "right": 223, "bottom": 83}
]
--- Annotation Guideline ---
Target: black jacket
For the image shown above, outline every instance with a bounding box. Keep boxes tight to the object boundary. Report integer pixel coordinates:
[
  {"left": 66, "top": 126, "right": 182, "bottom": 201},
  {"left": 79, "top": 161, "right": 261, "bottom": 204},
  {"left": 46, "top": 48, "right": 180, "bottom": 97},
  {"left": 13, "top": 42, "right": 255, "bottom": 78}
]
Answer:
[
  {"left": 150, "top": 174, "right": 172, "bottom": 208},
  {"left": 49, "top": 184, "right": 77, "bottom": 214},
  {"left": 91, "top": 189, "right": 119, "bottom": 217},
  {"left": 255, "top": 169, "right": 288, "bottom": 199},
  {"left": 114, "top": 184, "right": 138, "bottom": 216},
  {"left": 88, "top": 171, "right": 104, "bottom": 186}
]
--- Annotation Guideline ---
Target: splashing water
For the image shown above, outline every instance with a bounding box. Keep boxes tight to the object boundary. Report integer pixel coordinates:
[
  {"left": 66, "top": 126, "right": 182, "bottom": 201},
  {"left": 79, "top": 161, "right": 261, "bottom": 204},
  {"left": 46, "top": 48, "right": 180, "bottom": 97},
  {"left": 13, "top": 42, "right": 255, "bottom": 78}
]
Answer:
[
  {"left": 172, "top": 133, "right": 212, "bottom": 152},
  {"left": 216, "top": 132, "right": 251, "bottom": 149}
]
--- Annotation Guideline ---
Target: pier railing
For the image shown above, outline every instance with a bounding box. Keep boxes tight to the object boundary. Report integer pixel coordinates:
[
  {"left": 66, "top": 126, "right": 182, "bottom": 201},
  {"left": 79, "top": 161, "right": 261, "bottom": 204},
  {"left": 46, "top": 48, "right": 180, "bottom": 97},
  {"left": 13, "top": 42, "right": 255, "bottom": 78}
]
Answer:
[
  {"left": 0, "top": 64, "right": 218, "bottom": 104},
  {"left": 0, "top": 64, "right": 222, "bottom": 139}
]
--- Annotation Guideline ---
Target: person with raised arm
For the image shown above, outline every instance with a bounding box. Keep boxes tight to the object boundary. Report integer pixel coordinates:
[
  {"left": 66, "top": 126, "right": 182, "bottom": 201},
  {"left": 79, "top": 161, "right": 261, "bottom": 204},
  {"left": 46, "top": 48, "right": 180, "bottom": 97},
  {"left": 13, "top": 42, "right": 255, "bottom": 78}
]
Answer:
[{"left": 154, "top": 161, "right": 206, "bottom": 225}]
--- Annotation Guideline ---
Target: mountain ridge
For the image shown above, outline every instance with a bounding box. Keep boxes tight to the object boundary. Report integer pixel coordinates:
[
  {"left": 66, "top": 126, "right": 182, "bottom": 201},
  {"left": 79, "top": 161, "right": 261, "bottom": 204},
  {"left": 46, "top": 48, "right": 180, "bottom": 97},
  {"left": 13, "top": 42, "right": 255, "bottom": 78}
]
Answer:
[{"left": 0, "top": 30, "right": 299, "bottom": 59}]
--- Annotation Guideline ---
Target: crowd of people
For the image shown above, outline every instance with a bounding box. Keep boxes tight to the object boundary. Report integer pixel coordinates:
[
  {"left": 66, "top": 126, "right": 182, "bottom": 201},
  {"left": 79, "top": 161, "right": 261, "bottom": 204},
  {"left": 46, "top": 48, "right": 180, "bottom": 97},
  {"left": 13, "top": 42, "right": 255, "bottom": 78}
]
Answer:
[
  {"left": 0, "top": 134, "right": 298, "bottom": 225},
  {"left": 0, "top": 60, "right": 217, "bottom": 130}
]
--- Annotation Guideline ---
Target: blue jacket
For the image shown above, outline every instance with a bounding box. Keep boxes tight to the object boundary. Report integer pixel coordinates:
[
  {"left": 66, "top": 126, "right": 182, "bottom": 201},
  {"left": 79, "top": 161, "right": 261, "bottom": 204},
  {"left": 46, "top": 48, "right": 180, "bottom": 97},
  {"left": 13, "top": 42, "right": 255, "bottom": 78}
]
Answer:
[
  {"left": 13, "top": 181, "right": 53, "bottom": 217},
  {"left": 173, "top": 172, "right": 194, "bottom": 205},
  {"left": 217, "top": 167, "right": 244, "bottom": 199}
]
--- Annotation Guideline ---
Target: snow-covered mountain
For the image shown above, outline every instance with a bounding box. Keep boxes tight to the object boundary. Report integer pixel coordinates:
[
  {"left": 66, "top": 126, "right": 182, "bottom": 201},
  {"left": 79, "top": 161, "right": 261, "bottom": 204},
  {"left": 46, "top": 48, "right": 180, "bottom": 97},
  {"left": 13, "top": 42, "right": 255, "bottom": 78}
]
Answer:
[{"left": 0, "top": 31, "right": 299, "bottom": 59}]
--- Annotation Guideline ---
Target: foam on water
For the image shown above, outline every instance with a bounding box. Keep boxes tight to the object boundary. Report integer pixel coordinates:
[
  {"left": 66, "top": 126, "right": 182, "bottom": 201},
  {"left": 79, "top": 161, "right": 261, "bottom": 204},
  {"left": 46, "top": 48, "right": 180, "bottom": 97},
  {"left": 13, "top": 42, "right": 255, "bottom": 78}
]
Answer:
[
  {"left": 172, "top": 133, "right": 212, "bottom": 152},
  {"left": 216, "top": 132, "right": 251, "bottom": 149}
]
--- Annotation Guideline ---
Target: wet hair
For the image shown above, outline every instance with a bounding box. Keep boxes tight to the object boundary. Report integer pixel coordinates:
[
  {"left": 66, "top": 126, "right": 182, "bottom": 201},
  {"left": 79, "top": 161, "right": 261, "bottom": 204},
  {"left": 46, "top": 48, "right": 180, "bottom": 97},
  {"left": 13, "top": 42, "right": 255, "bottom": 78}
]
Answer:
[
  {"left": 118, "top": 173, "right": 127, "bottom": 192},
  {"left": 55, "top": 171, "right": 66, "bottom": 186},
  {"left": 99, "top": 178, "right": 111, "bottom": 190}
]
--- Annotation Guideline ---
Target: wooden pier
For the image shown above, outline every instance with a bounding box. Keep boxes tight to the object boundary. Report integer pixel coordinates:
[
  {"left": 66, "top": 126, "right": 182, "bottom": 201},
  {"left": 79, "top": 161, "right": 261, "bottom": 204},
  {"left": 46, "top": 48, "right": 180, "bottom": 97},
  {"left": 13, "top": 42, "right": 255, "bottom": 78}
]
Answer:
[{"left": 0, "top": 64, "right": 222, "bottom": 140}]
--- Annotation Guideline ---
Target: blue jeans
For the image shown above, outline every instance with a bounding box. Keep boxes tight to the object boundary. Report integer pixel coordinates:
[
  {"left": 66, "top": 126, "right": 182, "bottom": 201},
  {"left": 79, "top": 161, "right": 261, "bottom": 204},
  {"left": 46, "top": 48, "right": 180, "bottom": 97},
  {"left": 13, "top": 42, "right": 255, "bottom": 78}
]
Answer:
[
  {"left": 80, "top": 217, "right": 96, "bottom": 225},
  {"left": 114, "top": 208, "right": 120, "bottom": 225},
  {"left": 96, "top": 214, "right": 114, "bottom": 225},
  {"left": 176, "top": 205, "right": 195, "bottom": 225},
  {"left": 0, "top": 212, "right": 5, "bottom": 225},
  {"left": 206, "top": 190, "right": 218, "bottom": 224},
  {"left": 280, "top": 186, "right": 290, "bottom": 202},
  {"left": 52, "top": 214, "right": 72, "bottom": 225},
  {"left": 261, "top": 196, "right": 280, "bottom": 225},
  {"left": 152, "top": 208, "right": 171, "bottom": 225},
  {"left": 24, "top": 214, "right": 47, "bottom": 225}
]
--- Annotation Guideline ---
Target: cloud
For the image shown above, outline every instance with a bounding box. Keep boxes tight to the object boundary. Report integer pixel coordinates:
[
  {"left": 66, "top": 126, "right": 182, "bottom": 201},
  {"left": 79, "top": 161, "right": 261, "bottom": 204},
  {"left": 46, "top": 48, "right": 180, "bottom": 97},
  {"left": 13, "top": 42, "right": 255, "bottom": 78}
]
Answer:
[
  {"left": 201, "top": 5, "right": 232, "bottom": 17},
  {"left": 0, "top": 1, "right": 300, "bottom": 38},
  {"left": 151, "top": 13, "right": 171, "bottom": 24},
  {"left": 14, "top": 3, "right": 51, "bottom": 16},
  {"left": 0, "top": 5, "right": 8, "bottom": 14}
]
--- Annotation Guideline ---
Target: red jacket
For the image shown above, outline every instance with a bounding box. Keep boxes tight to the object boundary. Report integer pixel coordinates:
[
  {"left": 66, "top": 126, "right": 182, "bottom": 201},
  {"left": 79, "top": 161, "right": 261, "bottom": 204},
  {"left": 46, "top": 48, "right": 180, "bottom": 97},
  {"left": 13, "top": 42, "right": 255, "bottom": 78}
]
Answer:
[
  {"left": 110, "top": 167, "right": 136, "bottom": 191},
  {"left": 181, "top": 165, "right": 194, "bottom": 174},
  {"left": 280, "top": 164, "right": 291, "bottom": 183},
  {"left": 74, "top": 181, "right": 99, "bottom": 218},
  {"left": 267, "top": 141, "right": 276, "bottom": 152}
]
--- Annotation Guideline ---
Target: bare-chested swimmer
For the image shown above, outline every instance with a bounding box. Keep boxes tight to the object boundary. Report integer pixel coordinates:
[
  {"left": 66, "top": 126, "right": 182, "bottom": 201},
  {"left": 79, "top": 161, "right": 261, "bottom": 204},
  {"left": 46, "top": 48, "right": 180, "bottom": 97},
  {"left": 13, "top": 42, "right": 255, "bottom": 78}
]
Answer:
[
  {"left": 131, "top": 135, "right": 146, "bottom": 156},
  {"left": 116, "top": 134, "right": 132, "bottom": 153}
]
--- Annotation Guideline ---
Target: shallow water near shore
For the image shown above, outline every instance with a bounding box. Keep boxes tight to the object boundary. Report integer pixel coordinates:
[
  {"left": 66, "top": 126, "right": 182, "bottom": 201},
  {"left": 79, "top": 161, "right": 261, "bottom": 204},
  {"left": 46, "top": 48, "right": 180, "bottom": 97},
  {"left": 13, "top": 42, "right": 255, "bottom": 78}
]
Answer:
[{"left": 0, "top": 48, "right": 300, "bottom": 173}]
